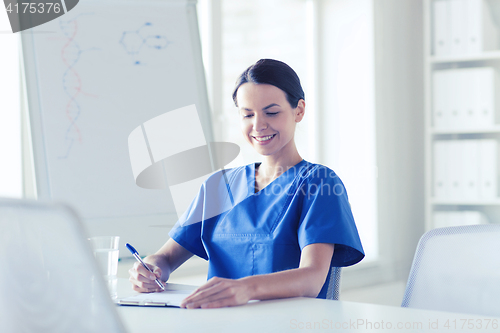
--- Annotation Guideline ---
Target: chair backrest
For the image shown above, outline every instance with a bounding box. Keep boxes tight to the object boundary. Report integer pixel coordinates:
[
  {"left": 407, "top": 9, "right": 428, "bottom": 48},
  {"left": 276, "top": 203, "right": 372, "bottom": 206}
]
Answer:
[
  {"left": 401, "top": 224, "right": 500, "bottom": 317},
  {"left": 326, "top": 266, "right": 342, "bottom": 300},
  {"left": 0, "top": 198, "right": 125, "bottom": 333}
]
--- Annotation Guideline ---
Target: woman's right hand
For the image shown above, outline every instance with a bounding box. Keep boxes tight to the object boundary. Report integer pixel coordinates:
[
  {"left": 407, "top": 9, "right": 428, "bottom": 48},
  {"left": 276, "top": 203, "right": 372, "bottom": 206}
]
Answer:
[
  {"left": 127, "top": 239, "right": 193, "bottom": 293},
  {"left": 128, "top": 260, "right": 166, "bottom": 293}
]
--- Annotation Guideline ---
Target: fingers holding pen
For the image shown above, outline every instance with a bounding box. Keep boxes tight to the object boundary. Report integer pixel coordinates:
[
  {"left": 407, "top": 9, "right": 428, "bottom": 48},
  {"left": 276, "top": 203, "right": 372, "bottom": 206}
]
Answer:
[
  {"left": 129, "top": 261, "right": 164, "bottom": 293},
  {"left": 126, "top": 243, "right": 167, "bottom": 292}
]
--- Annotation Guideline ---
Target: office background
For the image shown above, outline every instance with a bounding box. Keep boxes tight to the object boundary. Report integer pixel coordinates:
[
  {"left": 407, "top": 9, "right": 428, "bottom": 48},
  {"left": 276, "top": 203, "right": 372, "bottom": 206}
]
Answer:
[{"left": 4, "top": 0, "right": 494, "bottom": 306}]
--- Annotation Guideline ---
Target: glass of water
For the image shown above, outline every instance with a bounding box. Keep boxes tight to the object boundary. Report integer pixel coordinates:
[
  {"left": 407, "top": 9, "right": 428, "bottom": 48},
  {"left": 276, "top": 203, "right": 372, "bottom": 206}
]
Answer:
[{"left": 88, "top": 236, "right": 120, "bottom": 299}]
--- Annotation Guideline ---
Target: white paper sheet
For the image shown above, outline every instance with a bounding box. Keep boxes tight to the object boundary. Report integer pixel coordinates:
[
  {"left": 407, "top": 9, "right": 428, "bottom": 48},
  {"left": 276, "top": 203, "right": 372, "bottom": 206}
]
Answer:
[{"left": 117, "top": 287, "right": 194, "bottom": 307}]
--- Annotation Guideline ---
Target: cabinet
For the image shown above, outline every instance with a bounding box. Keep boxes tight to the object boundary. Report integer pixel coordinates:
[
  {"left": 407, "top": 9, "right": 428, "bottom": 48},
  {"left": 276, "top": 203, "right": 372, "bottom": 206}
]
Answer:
[{"left": 425, "top": 0, "right": 500, "bottom": 229}]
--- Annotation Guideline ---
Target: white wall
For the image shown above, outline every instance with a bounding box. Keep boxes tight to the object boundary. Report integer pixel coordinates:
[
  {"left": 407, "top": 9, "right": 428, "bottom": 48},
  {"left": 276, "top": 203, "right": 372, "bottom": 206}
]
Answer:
[{"left": 372, "top": 0, "right": 425, "bottom": 283}]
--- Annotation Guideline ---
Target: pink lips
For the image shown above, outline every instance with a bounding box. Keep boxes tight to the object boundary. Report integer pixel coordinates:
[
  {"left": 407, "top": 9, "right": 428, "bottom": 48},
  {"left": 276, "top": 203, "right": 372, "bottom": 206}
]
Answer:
[{"left": 252, "top": 134, "right": 276, "bottom": 145}]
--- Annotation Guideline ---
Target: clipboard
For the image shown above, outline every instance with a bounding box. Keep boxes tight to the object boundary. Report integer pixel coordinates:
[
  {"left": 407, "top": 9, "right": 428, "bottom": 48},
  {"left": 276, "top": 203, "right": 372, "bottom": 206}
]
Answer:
[
  {"left": 118, "top": 300, "right": 176, "bottom": 307},
  {"left": 116, "top": 284, "right": 195, "bottom": 308}
]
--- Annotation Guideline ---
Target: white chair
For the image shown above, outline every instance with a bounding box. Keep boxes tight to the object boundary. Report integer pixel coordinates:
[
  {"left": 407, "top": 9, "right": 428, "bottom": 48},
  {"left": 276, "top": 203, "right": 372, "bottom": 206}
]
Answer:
[
  {"left": 401, "top": 224, "right": 500, "bottom": 317},
  {"left": 326, "top": 267, "right": 342, "bottom": 300},
  {"left": 0, "top": 198, "right": 125, "bottom": 333}
]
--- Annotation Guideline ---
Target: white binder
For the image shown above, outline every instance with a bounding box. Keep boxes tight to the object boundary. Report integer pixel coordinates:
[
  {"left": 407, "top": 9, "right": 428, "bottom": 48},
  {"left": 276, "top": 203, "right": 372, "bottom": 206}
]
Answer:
[
  {"left": 465, "top": 0, "right": 499, "bottom": 53},
  {"left": 465, "top": 0, "right": 483, "bottom": 53},
  {"left": 462, "top": 69, "right": 477, "bottom": 128},
  {"left": 433, "top": 70, "right": 451, "bottom": 129},
  {"left": 461, "top": 140, "right": 479, "bottom": 200},
  {"left": 475, "top": 67, "right": 495, "bottom": 128},
  {"left": 449, "top": 211, "right": 465, "bottom": 226},
  {"left": 434, "top": 141, "right": 449, "bottom": 199},
  {"left": 479, "top": 139, "right": 498, "bottom": 199},
  {"left": 448, "top": 140, "right": 463, "bottom": 200},
  {"left": 463, "top": 210, "right": 488, "bottom": 224},
  {"left": 433, "top": 211, "right": 450, "bottom": 228},
  {"left": 450, "top": 0, "right": 466, "bottom": 55},
  {"left": 433, "top": 0, "right": 451, "bottom": 56},
  {"left": 435, "top": 211, "right": 464, "bottom": 227},
  {"left": 455, "top": 69, "right": 470, "bottom": 128},
  {"left": 434, "top": 210, "right": 488, "bottom": 228},
  {"left": 434, "top": 0, "right": 499, "bottom": 56},
  {"left": 448, "top": 70, "right": 463, "bottom": 129}
]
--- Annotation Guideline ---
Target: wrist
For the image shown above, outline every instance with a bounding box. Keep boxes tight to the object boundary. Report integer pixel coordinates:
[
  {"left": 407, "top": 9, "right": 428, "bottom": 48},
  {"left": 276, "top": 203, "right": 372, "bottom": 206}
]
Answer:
[
  {"left": 240, "top": 275, "right": 260, "bottom": 301},
  {"left": 144, "top": 254, "right": 170, "bottom": 280}
]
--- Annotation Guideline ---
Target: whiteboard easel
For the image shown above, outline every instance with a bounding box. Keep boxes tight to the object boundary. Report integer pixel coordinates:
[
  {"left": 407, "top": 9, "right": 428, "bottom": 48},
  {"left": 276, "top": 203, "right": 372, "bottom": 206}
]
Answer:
[{"left": 21, "top": 0, "right": 213, "bottom": 256}]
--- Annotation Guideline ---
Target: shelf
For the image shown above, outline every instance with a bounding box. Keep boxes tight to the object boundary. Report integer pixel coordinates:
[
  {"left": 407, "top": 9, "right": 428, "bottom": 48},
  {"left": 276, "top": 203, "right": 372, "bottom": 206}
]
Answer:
[
  {"left": 424, "top": 0, "right": 500, "bottom": 230},
  {"left": 431, "top": 199, "right": 500, "bottom": 206},
  {"left": 431, "top": 126, "right": 500, "bottom": 135},
  {"left": 429, "top": 51, "right": 500, "bottom": 64}
]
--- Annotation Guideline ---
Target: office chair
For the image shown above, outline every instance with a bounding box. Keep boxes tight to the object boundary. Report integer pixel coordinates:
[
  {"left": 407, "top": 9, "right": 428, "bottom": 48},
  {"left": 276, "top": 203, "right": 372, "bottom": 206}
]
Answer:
[
  {"left": 401, "top": 224, "right": 500, "bottom": 317},
  {"left": 0, "top": 198, "right": 125, "bottom": 333},
  {"left": 326, "top": 266, "right": 342, "bottom": 300}
]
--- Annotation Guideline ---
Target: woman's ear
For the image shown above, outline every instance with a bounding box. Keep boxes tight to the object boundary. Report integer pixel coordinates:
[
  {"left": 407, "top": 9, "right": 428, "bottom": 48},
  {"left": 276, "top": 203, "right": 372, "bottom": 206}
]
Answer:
[{"left": 295, "top": 99, "right": 305, "bottom": 123}]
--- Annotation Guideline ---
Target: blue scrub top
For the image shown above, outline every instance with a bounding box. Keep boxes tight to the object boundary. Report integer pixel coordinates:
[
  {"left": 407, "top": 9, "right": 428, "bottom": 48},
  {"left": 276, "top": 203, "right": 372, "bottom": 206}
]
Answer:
[{"left": 169, "top": 159, "right": 364, "bottom": 299}]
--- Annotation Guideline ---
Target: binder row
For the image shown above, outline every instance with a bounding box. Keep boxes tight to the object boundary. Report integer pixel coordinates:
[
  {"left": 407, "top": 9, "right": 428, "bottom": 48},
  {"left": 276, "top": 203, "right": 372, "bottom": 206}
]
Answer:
[
  {"left": 433, "top": 0, "right": 498, "bottom": 56},
  {"left": 433, "top": 67, "right": 497, "bottom": 130},
  {"left": 433, "top": 210, "right": 489, "bottom": 228},
  {"left": 433, "top": 139, "right": 498, "bottom": 200}
]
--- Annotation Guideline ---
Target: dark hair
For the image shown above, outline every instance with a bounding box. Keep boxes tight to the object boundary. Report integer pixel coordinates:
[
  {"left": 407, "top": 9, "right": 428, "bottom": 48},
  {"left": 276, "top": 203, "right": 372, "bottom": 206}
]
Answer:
[{"left": 232, "top": 59, "right": 305, "bottom": 108}]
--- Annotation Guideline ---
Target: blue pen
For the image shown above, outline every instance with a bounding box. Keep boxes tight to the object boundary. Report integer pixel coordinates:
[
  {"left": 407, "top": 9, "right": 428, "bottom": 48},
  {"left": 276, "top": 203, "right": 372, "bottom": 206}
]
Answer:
[{"left": 126, "top": 243, "right": 165, "bottom": 291}]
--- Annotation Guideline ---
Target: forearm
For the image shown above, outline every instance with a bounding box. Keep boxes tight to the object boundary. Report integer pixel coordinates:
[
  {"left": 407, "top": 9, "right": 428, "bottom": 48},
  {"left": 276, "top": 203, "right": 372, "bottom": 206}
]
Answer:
[
  {"left": 180, "top": 243, "right": 334, "bottom": 308},
  {"left": 242, "top": 266, "right": 328, "bottom": 300},
  {"left": 143, "top": 238, "right": 194, "bottom": 281}
]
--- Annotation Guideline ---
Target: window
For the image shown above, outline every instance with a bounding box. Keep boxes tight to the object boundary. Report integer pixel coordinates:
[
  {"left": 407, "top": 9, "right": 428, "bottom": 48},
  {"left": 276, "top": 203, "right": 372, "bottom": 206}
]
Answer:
[
  {"left": 318, "top": 0, "right": 378, "bottom": 261},
  {"left": 0, "top": 10, "right": 22, "bottom": 198}
]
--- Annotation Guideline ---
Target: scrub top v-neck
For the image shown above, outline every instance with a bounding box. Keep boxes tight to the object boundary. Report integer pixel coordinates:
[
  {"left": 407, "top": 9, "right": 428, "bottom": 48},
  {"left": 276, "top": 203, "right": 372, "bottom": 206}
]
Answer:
[{"left": 169, "top": 159, "right": 364, "bottom": 299}]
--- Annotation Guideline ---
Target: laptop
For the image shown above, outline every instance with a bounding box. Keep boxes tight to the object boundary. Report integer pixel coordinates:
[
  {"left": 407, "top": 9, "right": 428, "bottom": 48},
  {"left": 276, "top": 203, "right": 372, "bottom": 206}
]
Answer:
[{"left": 0, "top": 198, "right": 126, "bottom": 333}]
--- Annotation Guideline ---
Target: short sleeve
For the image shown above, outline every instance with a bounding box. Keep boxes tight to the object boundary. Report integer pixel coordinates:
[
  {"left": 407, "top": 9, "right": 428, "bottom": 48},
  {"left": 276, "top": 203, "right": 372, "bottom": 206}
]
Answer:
[
  {"left": 168, "top": 183, "right": 209, "bottom": 260},
  {"left": 168, "top": 169, "right": 238, "bottom": 261},
  {"left": 297, "top": 166, "right": 364, "bottom": 267}
]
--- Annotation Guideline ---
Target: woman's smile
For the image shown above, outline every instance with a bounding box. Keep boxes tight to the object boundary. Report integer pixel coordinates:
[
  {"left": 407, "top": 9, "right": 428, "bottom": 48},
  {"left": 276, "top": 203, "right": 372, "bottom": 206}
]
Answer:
[{"left": 252, "top": 133, "right": 277, "bottom": 144}]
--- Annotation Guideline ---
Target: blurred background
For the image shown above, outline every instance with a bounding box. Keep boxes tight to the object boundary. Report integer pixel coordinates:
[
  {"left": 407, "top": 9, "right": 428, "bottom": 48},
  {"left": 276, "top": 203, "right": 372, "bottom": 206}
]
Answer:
[{"left": 3, "top": 0, "right": 499, "bottom": 306}]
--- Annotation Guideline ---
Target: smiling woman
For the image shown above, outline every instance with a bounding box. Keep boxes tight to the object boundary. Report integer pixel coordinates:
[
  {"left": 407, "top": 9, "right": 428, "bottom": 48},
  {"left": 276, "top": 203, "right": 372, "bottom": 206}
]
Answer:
[{"left": 128, "top": 59, "right": 365, "bottom": 309}]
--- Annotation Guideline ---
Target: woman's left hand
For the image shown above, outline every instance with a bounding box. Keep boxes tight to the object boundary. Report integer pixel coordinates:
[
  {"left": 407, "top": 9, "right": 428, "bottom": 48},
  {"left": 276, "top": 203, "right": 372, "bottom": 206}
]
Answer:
[{"left": 180, "top": 276, "right": 252, "bottom": 309}]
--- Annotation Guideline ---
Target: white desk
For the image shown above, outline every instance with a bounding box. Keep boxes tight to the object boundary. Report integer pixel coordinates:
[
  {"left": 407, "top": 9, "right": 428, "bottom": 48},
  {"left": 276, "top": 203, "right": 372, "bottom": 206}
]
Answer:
[{"left": 116, "top": 280, "right": 500, "bottom": 333}]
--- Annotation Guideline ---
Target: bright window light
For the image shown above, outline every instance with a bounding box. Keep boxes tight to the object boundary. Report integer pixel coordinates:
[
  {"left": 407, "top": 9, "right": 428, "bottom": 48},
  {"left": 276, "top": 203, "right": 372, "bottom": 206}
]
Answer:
[{"left": 0, "top": 9, "right": 22, "bottom": 198}]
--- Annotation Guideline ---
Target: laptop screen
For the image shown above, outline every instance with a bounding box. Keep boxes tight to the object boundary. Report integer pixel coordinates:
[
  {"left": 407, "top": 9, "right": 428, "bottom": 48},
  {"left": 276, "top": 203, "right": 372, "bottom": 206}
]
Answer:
[{"left": 0, "top": 198, "right": 126, "bottom": 333}]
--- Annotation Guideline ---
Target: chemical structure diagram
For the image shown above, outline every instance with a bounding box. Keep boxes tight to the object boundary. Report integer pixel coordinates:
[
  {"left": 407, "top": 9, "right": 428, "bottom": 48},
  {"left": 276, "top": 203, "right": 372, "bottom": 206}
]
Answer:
[{"left": 119, "top": 22, "right": 171, "bottom": 65}]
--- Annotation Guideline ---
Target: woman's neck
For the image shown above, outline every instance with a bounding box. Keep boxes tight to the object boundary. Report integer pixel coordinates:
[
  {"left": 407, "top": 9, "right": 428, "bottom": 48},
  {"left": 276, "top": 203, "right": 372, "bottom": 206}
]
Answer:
[{"left": 257, "top": 151, "right": 303, "bottom": 181}]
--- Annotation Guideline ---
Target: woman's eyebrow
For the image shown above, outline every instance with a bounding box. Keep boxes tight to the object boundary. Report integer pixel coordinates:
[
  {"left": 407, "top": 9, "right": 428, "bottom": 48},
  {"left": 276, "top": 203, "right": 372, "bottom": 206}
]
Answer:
[
  {"left": 263, "top": 103, "right": 280, "bottom": 110},
  {"left": 240, "top": 104, "right": 280, "bottom": 112}
]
